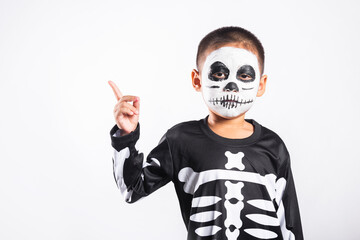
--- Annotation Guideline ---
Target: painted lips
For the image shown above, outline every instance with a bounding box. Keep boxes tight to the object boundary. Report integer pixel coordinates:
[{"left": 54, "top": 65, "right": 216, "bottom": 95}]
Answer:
[{"left": 209, "top": 95, "right": 253, "bottom": 109}]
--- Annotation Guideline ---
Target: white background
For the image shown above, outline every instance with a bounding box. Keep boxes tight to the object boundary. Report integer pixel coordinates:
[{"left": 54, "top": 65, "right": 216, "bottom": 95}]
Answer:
[{"left": 1, "top": 0, "right": 359, "bottom": 239}]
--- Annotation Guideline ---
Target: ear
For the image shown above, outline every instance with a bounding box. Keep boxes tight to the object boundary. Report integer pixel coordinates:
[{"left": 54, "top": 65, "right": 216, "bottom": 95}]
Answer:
[
  {"left": 192, "top": 69, "right": 202, "bottom": 92},
  {"left": 256, "top": 74, "right": 268, "bottom": 97}
]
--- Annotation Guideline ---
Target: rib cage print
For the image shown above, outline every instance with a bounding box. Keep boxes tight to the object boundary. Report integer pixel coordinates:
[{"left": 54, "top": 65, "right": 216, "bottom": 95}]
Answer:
[{"left": 178, "top": 151, "right": 288, "bottom": 240}]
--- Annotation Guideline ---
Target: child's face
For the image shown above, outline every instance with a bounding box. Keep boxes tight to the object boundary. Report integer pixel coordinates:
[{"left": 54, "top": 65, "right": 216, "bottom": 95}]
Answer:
[{"left": 198, "top": 46, "right": 261, "bottom": 118}]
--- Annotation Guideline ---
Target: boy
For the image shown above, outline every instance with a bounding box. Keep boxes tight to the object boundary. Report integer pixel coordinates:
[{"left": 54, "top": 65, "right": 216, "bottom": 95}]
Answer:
[{"left": 108, "top": 26, "right": 303, "bottom": 240}]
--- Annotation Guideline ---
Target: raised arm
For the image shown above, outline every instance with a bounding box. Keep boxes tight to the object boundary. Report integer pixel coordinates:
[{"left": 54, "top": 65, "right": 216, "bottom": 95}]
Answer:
[{"left": 108, "top": 81, "right": 173, "bottom": 203}]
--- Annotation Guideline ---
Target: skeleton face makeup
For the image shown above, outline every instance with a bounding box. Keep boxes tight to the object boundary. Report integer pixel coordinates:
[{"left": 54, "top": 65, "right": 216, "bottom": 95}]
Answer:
[{"left": 201, "top": 47, "right": 261, "bottom": 118}]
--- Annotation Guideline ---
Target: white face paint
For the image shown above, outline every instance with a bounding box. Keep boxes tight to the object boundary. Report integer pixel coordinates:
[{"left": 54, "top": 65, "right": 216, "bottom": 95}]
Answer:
[{"left": 201, "top": 47, "right": 261, "bottom": 118}]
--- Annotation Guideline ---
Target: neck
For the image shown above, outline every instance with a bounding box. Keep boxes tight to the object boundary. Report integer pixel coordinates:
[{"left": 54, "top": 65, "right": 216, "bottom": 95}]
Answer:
[
  {"left": 207, "top": 111, "right": 253, "bottom": 139},
  {"left": 208, "top": 111, "right": 246, "bottom": 128}
]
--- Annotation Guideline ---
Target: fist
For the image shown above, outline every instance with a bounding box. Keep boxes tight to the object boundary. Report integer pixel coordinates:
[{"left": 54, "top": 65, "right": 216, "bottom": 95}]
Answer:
[{"left": 108, "top": 80, "right": 140, "bottom": 135}]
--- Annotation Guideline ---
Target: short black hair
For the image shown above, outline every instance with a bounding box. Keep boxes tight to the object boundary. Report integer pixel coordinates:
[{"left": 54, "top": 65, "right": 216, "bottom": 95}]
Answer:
[{"left": 196, "top": 26, "right": 265, "bottom": 75}]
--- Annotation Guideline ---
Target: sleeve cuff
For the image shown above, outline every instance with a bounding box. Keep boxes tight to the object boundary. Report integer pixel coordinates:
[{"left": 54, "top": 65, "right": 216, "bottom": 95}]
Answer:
[{"left": 110, "top": 123, "right": 140, "bottom": 151}]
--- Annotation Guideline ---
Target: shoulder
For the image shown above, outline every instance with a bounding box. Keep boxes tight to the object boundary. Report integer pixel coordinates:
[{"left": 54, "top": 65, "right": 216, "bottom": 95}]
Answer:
[
  {"left": 255, "top": 120, "right": 291, "bottom": 163},
  {"left": 165, "top": 119, "right": 202, "bottom": 139},
  {"left": 159, "top": 119, "right": 205, "bottom": 149},
  {"left": 260, "top": 123, "right": 286, "bottom": 145}
]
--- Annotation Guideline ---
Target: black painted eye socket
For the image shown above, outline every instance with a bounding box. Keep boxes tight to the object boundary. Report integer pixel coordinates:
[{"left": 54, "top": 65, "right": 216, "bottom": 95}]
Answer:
[
  {"left": 237, "top": 65, "right": 255, "bottom": 82},
  {"left": 208, "top": 61, "right": 229, "bottom": 82}
]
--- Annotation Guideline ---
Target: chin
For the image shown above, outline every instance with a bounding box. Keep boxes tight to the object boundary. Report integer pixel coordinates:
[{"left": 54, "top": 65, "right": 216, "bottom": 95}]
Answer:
[{"left": 209, "top": 108, "right": 248, "bottom": 119}]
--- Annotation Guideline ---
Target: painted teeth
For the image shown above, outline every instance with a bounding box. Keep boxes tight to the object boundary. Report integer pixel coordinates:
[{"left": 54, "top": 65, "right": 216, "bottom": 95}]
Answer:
[{"left": 209, "top": 96, "right": 253, "bottom": 109}]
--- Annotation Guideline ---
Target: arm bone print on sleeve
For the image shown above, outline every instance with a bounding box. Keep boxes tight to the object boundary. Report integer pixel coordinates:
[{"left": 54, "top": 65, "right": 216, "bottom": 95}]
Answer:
[
  {"left": 112, "top": 147, "right": 134, "bottom": 202},
  {"left": 111, "top": 124, "right": 173, "bottom": 203}
]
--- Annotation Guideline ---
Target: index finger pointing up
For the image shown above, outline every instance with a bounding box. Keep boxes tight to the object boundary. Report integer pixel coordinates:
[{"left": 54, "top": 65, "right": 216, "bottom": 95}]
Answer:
[{"left": 108, "top": 80, "right": 123, "bottom": 101}]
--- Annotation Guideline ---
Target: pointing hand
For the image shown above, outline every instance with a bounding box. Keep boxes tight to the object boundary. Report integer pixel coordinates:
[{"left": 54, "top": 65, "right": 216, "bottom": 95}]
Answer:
[{"left": 108, "top": 80, "right": 140, "bottom": 135}]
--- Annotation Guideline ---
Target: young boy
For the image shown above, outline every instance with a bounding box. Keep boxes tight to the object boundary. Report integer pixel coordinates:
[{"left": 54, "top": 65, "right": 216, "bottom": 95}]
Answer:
[{"left": 108, "top": 26, "right": 303, "bottom": 240}]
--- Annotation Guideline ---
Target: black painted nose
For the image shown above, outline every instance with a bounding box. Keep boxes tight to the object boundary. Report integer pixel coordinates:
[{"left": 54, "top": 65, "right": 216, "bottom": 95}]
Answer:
[{"left": 223, "top": 82, "right": 239, "bottom": 92}]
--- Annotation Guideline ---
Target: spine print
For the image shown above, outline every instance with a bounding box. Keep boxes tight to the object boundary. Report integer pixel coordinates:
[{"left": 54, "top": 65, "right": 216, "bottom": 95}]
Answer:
[
  {"left": 224, "top": 181, "right": 244, "bottom": 239},
  {"left": 224, "top": 151, "right": 245, "bottom": 240}
]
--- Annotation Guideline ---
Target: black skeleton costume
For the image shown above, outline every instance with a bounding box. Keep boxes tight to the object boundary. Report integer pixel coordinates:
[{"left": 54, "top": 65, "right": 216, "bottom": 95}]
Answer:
[{"left": 110, "top": 116, "right": 303, "bottom": 240}]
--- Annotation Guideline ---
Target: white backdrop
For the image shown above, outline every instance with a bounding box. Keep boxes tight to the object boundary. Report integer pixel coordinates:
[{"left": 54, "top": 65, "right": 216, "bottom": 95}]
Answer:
[{"left": 1, "top": 0, "right": 360, "bottom": 239}]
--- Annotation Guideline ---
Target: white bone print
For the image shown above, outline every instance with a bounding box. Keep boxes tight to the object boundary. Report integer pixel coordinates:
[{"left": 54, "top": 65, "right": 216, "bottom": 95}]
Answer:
[
  {"left": 178, "top": 151, "right": 287, "bottom": 239},
  {"left": 224, "top": 153, "right": 245, "bottom": 240},
  {"left": 224, "top": 180, "right": 244, "bottom": 200},
  {"left": 225, "top": 151, "right": 245, "bottom": 170},
  {"left": 224, "top": 182, "right": 244, "bottom": 240}
]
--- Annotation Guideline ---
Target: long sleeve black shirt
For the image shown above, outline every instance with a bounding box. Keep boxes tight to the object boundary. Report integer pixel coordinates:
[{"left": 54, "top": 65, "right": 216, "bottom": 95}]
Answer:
[{"left": 110, "top": 116, "right": 303, "bottom": 240}]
